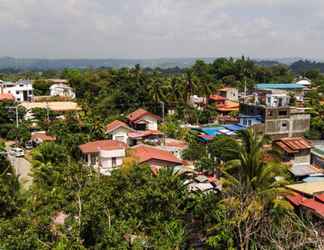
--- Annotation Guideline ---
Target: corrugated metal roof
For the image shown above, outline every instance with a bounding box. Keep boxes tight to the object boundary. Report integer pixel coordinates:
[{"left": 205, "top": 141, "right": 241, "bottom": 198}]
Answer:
[
  {"left": 256, "top": 83, "right": 304, "bottom": 90},
  {"left": 79, "top": 140, "right": 127, "bottom": 154},
  {"left": 127, "top": 108, "right": 161, "bottom": 122},
  {"left": 275, "top": 137, "right": 312, "bottom": 153},
  {"left": 286, "top": 182, "right": 324, "bottom": 196},
  {"left": 289, "top": 164, "right": 321, "bottom": 177}
]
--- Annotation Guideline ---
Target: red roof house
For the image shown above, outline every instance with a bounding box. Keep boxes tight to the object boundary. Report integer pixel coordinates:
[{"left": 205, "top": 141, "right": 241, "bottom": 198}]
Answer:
[
  {"left": 0, "top": 93, "right": 15, "bottom": 102},
  {"left": 127, "top": 108, "right": 161, "bottom": 131},
  {"left": 79, "top": 140, "right": 127, "bottom": 154},
  {"left": 129, "top": 145, "right": 183, "bottom": 168},
  {"left": 106, "top": 120, "right": 133, "bottom": 133}
]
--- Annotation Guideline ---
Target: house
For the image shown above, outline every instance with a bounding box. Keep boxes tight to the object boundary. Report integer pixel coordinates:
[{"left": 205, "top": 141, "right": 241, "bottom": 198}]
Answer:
[
  {"left": 256, "top": 83, "right": 305, "bottom": 102},
  {"left": 209, "top": 94, "right": 226, "bottom": 105},
  {"left": 79, "top": 140, "right": 127, "bottom": 175},
  {"left": 0, "top": 93, "right": 15, "bottom": 102},
  {"left": 273, "top": 137, "right": 323, "bottom": 178},
  {"left": 127, "top": 108, "right": 161, "bottom": 131},
  {"left": 0, "top": 79, "right": 33, "bottom": 102},
  {"left": 50, "top": 83, "right": 76, "bottom": 99},
  {"left": 128, "top": 130, "right": 164, "bottom": 146},
  {"left": 216, "top": 87, "right": 239, "bottom": 102},
  {"left": 239, "top": 102, "right": 310, "bottom": 139},
  {"left": 31, "top": 132, "right": 56, "bottom": 144},
  {"left": 273, "top": 137, "right": 312, "bottom": 166},
  {"left": 19, "top": 101, "right": 82, "bottom": 120},
  {"left": 312, "top": 145, "right": 324, "bottom": 169},
  {"left": 216, "top": 101, "right": 240, "bottom": 115},
  {"left": 286, "top": 182, "right": 324, "bottom": 219},
  {"left": 158, "top": 138, "right": 188, "bottom": 159},
  {"left": 106, "top": 120, "right": 135, "bottom": 144},
  {"left": 129, "top": 144, "right": 183, "bottom": 168}
]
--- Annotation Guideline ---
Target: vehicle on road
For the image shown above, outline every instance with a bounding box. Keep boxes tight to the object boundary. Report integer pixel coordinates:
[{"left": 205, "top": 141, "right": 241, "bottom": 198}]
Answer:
[
  {"left": 25, "top": 141, "right": 34, "bottom": 150},
  {"left": 10, "top": 147, "right": 25, "bottom": 157}
]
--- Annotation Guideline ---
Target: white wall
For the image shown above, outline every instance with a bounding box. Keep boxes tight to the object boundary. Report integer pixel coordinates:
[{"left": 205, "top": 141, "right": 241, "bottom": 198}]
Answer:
[
  {"left": 111, "top": 127, "right": 130, "bottom": 144},
  {"left": 142, "top": 115, "right": 158, "bottom": 130},
  {"left": 1, "top": 80, "right": 33, "bottom": 102}
]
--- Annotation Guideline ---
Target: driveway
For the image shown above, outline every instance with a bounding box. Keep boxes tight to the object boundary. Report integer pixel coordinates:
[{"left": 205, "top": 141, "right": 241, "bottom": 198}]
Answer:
[{"left": 5, "top": 142, "right": 32, "bottom": 189}]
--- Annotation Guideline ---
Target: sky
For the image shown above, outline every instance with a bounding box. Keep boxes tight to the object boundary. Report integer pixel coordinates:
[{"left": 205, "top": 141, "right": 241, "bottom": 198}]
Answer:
[{"left": 0, "top": 0, "right": 324, "bottom": 59}]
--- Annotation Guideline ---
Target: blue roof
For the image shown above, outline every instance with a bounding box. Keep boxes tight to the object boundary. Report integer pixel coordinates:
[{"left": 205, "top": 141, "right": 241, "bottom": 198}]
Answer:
[
  {"left": 302, "top": 176, "right": 324, "bottom": 183},
  {"left": 223, "top": 124, "right": 245, "bottom": 132},
  {"left": 201, "top": 127, "right": 223, "bottom": 136},
  {"left": 256, "top": 83, "right": 304, "bottom": 90}
]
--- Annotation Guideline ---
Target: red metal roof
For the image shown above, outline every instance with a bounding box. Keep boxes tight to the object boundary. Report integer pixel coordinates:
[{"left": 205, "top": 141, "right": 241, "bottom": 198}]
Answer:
[
  {"left": 79, "top": 140, "right": 127, "bottom": 154},
  {"left": 216, "top": 101, "right": 239, "bottom": 112},
  {"left": 275, "top": 137, "right": 312, "bottom": 153},
  {"left": 209, "top": 95, "right": 226, "bottom": 102},
  {"left": 130, "top": 145, "right": 183, "bottom": 165},
  {"left": 164, "top": 138, "right": 188, "bottom": 149},
  {"left": 31, "top": 133, "right": 56, "bottom": 142},
  {"left": 316, "top": 193, "right": 324, "bottom": 203},
  {"left": 106, "top": 120, "right": 132, "bottom": 133},
  {"left": 0, "top": 93, "right": 15, "bottom": 101},
  {"left": 127, "top": 108, "right": 161, "bottom": 123},
  {"left": 286, "top": 192, "right": 324, "bottom": 218},
  {"left": 128, "top": 130, "right": 163, "bottom": 139}
]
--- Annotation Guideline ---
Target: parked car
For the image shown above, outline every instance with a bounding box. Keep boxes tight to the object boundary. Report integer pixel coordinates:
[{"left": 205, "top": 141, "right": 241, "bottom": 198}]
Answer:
[
  {"left": 10, "top": 147, "right": 25, "bottom": 157},
  {"left": 25, "top": 141, "right": 34, "bottom": 150}
]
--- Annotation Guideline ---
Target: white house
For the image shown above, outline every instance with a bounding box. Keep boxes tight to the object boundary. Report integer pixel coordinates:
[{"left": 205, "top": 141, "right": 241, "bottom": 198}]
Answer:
[
  {"left": 217, "top": 87, "right": 239, "bottom": 102},
  {"left": 127, "top": 108, "right": 161, "bottom": 131},
  {"left": 79, "top": 140, "right": 127, "bottom": 175},
  {"left": 0, "top": 79, "right": 33, "bottom": 102},
  {"left": 49, "top": 83, "right": 76, "bottom": 99},
  {"left": 106, "top": 120, "right": 135, "bottom": 144}
]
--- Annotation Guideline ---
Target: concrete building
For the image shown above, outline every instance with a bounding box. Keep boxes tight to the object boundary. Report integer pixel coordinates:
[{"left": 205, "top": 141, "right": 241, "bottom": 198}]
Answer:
[
  {"left": 79, "top": 140, "right": 127, "bottom": 175},
  {"left": 240, "top": 103, "right": 310, "bottom": 139},
  {"left": 50, "top": 83, "right": 76, "bottom": 99},
  {"left": 106, "top": 120, "right": 135, "bottom": 144},
  {"left": 216, "top": 87, "right": 239, "bottom": 102},
  {"left": 127, "top": 108, "right": 161, "bottom": 131},
  {"left": 0, "top": 80, "right": 33, "bottom": 102}
]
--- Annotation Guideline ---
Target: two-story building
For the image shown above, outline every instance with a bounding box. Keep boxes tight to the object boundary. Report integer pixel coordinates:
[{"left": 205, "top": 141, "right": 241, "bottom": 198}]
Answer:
[
  {"left": 127, "top": 108, "right": 161, "bottom": 131},
  {"left": 49, "top": 83, "right": 76, "bottom": 99},
  {"left": 79, "top": 140, "right": 127, "bottom": 175},
  {"left": 0, "top": 79, "right": 33, "bottom": 102}
]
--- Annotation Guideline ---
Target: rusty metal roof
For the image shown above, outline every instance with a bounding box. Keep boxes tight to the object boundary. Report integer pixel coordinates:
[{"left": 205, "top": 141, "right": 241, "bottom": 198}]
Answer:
[{"left": 275, "top": 137, "right": 312, "bottom": 153}]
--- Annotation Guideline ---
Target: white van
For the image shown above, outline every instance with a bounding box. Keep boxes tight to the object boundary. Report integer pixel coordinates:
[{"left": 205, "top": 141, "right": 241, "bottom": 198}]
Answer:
[{"left": 10, "top": 147, "right": 25, "bottom": 157}]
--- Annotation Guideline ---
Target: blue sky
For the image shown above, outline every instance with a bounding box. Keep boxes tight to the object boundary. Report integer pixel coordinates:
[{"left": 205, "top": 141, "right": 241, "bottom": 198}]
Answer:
[{"left": 0, "top": 0, "right": 323, "bottom": 59}]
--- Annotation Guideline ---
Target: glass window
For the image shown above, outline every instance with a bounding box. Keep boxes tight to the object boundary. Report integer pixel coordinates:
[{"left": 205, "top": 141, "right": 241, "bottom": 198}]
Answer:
[{"left": 112, "top": 157, "right": 117, "bottom": 167}]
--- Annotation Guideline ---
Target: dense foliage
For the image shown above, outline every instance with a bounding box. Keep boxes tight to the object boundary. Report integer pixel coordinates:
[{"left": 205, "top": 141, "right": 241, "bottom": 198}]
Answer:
[{"left": 1, "top": 58, "right": 324, "bottom": 248}]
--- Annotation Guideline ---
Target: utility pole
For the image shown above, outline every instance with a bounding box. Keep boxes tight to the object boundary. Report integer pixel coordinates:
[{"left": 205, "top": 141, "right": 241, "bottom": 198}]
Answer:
[
  {"left": 8, "top": 106, "right": 19, "bottom": 128},
  {"left": 160, "top": 101, "right": 165, "bottom": 122}
]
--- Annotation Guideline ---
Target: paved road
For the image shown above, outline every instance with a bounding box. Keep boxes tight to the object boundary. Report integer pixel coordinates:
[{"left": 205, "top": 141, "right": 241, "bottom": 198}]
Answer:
[{"left": 5, "top": 142, "right": 32, "bottom": 189}]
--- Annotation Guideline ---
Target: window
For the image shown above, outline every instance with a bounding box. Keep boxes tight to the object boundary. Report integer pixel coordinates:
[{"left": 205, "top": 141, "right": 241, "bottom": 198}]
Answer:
[
  {"left": 112, "top": 157, "right": 117, "bottom": 167},
  {"left": 281, "top": 122, "right": 288, "bottom": 128},
  {"left": 267, "top": 111, "right": 273, "bottom": 117},
  {"left": 16, "top": 91, "right": 19, "bottom": 94},
  {"left": 115, "top": 136, "right": 125, "bottom": 142},
  {"left": 29, "top": 90, "right": 32, "bottom": 95},
  {"left": 248, "top": 120, "right": 252, "bottom": 126},
  {"left": 90, "top": 154, "right": 96, "bottom": 165},
  {"left": 243, "top": 119, "right": 248, "bottom": 126},
  {"left": 279, "top": 110, "right": 288, "bottom": 116}
]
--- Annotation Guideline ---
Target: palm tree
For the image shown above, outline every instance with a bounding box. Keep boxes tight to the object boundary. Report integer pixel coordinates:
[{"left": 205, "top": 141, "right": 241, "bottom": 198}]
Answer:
[
  {"left": 217, "top": 128, "right": 291, "bottom": 250},
  {"left": 148, "top": 72, "right": 167, "bottom": 104},
  {"left": 183, "top": 69, "right": 198, "bottom": 105}
]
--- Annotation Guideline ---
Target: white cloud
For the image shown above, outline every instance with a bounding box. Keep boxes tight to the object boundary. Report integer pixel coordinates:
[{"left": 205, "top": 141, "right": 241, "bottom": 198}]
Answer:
[{"left": 0, "top": 0, "right": 323, "bottom": 58}]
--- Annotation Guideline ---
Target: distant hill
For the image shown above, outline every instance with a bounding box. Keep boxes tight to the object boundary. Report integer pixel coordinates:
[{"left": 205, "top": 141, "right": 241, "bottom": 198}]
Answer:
[
  {"left": 0, "top": 56, "right": 313, "bottom": 71},
  {"left": 290, "top": 60, "right": 324, "bottom": 73},
  {"left": 0, "top": 57, "right": 218, "bottom": 70}
]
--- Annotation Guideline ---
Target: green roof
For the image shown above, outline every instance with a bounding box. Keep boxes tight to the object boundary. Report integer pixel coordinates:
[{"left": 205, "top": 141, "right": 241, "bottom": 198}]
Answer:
[{"left": 256, "top": 83, "right": 304, "bottom": 90}]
